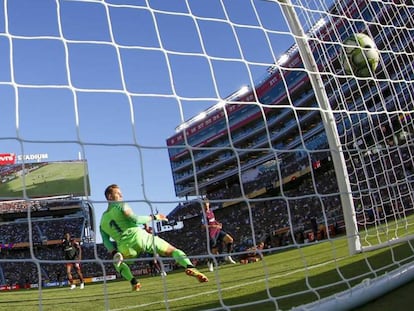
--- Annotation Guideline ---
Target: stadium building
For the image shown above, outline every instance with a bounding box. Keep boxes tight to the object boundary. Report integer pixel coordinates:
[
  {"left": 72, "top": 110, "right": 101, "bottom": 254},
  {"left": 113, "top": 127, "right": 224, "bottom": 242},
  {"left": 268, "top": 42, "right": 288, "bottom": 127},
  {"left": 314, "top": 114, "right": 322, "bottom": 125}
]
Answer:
[{"left": 166, "top": 0, "right": 413, "bottom": 211}]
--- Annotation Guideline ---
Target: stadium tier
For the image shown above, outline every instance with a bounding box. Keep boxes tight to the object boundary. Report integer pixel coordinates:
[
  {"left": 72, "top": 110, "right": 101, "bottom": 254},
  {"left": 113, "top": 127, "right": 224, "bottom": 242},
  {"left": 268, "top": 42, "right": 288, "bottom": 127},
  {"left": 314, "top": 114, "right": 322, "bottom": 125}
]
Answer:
[
  {"left": 0, "top": 198, "right": 94, "bottom": 243},
  {"left": 0, "top": 197, "right": 98, "bottom": 287}
]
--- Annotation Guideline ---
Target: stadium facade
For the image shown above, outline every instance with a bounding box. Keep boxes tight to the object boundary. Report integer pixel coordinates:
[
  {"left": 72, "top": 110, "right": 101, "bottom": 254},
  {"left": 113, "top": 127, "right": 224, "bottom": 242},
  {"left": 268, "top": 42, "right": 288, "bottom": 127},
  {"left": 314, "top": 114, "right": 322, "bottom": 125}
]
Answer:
[{"left": 166, "top": 0, "right": 413, "bottom": 204}]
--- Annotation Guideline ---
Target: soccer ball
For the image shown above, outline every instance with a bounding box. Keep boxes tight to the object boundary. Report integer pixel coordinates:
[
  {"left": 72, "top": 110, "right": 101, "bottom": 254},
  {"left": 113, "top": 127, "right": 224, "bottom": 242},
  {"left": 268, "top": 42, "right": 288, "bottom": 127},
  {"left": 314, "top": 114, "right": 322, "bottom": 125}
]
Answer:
[{"left": 341, "top": 33, "right": 380, "bottom": 77}]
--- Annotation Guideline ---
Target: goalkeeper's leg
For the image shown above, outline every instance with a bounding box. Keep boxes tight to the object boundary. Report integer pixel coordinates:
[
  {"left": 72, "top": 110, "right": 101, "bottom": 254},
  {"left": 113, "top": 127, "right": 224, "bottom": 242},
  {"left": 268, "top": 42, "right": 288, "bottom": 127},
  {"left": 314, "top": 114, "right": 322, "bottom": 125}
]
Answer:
[
  {"left": 113, "top": 252, "right": 141, "bottom": 291},
  {"left": 154, "top": 237, "right": 208, "bottom": 283}
]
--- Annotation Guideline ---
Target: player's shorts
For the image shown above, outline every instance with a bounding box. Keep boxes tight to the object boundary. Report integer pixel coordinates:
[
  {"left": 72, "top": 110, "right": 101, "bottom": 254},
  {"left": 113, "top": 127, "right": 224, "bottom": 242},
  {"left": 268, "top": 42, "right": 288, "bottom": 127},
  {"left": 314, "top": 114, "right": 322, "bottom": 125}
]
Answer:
[
  {"left": 117, "top": 227, "right": 171, "bottom": 258},
  {"left": 209, "top": 230, "right": 228, "bottom": 249},
  {"left": 65, "top": 262, "right": 81, "bottom": 269}
]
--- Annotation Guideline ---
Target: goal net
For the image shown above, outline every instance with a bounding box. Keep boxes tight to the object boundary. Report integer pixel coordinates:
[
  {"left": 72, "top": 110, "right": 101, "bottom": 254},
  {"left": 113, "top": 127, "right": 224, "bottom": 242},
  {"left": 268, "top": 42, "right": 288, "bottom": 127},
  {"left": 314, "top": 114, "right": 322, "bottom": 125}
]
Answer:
[{"left": 1, "top": 0, "right": 414, "bottom": 310}]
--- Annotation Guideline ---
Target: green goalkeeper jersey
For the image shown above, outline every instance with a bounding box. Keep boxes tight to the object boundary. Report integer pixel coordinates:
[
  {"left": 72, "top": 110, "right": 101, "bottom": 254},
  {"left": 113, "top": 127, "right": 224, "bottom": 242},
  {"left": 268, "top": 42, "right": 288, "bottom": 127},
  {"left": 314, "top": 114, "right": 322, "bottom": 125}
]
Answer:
[{"left": 100, "top": 202, "right": 152, "bottom": 254}]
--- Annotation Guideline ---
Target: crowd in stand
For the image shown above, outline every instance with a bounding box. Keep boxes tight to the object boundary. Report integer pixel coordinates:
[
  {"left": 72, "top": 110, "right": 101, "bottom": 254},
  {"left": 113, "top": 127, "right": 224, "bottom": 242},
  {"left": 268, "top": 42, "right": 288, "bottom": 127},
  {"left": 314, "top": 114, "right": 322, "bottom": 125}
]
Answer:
[
  {"left": 0, "top": 197, "right": 80, "bottom": 214},
  {"left": 159, "top": 167, "right": 343, "bottom": 260},
  {"left": 0, "top": 218, "right": 84, "bottom": 245}
]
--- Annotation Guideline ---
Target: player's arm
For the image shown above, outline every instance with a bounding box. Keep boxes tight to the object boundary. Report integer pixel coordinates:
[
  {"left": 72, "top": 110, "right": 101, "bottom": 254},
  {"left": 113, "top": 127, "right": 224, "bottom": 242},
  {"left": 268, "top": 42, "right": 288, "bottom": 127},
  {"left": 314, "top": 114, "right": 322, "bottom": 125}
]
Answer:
[
  {"left": 201, "top": 218, "right": 209, "bottom": 230},
  {"left": 100, "top": 225, "right": 117, "bottom": 254},
  {"left": 201, "top": 218, "right": 221, "bottom": 230},
  {"left": 206, "top": 223, "right": 223, "bottom": 229},
  {"left": 75, "top": 242, "right": 82, "bottom": 260},
  {"left": 100, "top": 229, "right": 122, "bottom": 268},
  {"left": 122, "top": 203, "right": 167, "bottom": 224}
]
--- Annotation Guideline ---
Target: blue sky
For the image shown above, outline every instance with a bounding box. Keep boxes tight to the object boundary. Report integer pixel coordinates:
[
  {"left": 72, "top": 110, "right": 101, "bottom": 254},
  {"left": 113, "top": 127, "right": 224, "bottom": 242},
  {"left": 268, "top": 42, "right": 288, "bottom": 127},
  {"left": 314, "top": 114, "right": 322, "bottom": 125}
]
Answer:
[{"left": 0, "top": 0, "right": 304, "bottom": 242}]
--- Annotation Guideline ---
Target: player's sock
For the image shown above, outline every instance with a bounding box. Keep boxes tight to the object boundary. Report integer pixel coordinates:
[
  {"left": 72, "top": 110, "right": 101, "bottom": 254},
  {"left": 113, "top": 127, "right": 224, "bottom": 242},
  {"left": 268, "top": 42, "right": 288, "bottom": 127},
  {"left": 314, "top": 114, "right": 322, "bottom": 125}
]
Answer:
[
  {"left": 118, "top": 262, "right": 134, "bottom": 281},
  {"left": 226, "top": 243, "right": 233, "bottom": 253},
  {"left": 172, "top": 249, "right": 193, "bottom": 268}
]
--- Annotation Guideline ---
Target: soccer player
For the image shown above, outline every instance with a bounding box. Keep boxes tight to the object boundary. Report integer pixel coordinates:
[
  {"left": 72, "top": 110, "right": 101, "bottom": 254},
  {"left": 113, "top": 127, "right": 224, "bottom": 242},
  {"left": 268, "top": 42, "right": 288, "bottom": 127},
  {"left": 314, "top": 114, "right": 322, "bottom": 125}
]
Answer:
[
  {"left": 239, "top": 241, "right": 265, "bottom": 264},
  {"left": 201, "top": 199, "right": 236, "bottom": 272},
  {"left": 62, "top": 232, "right": 85, "bottom": 289},
  {"left": 100, "top": 184, "right": 208, "bottom": 291}
]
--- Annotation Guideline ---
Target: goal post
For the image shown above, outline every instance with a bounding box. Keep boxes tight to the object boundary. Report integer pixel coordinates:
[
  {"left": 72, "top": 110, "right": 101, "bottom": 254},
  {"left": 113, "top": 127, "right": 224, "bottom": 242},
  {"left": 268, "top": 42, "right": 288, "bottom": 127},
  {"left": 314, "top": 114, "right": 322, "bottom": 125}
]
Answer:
[
  {"left": 278, "top": 0, "right": 361, "bottom": 255},
  {"left": 293, "top": 260, "right": 414, "bottom": 311}
]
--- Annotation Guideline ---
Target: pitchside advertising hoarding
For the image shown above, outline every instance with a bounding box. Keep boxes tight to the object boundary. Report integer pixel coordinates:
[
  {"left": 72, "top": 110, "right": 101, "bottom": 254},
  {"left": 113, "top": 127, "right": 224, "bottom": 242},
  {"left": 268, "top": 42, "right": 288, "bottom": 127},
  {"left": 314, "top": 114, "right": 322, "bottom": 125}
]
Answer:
[{"left": 0, "top": 153, "right": 90, "bottom": 198}]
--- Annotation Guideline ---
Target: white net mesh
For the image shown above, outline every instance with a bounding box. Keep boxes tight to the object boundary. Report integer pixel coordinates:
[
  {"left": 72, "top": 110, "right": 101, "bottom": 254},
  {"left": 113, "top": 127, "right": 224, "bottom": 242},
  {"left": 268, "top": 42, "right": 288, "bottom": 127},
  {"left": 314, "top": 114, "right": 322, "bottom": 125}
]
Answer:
[{"left": 1, "top": 0, "right": 414, "bottom": 310}]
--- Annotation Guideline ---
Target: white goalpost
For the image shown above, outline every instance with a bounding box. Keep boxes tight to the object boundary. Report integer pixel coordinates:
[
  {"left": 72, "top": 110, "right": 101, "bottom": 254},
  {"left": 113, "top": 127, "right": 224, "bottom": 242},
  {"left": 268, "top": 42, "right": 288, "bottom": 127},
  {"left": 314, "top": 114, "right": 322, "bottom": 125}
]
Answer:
[
  {"left": 278, "top": 0, "right": 362, "bottom": 256},
  {"left": 279, "top": 0, "right": 414, "bottom": 308},
  {"left": 1, "top": 0, "right": 414, "bottom": 310}
]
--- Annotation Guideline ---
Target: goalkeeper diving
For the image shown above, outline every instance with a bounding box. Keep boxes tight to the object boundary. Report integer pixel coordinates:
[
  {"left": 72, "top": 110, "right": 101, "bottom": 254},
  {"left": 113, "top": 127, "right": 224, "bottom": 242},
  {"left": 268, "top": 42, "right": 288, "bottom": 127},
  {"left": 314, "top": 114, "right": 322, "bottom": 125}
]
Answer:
[{"left": 100, "top": 184, "right": 208, "bottom": 291}]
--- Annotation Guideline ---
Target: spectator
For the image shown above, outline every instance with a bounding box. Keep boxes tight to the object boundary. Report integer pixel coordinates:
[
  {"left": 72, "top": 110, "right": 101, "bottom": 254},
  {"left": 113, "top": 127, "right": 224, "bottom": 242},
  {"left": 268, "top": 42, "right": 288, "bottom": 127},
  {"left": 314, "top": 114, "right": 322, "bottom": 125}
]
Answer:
[{"left": 239, "top": 242, "right": 265, "bottom": 264}]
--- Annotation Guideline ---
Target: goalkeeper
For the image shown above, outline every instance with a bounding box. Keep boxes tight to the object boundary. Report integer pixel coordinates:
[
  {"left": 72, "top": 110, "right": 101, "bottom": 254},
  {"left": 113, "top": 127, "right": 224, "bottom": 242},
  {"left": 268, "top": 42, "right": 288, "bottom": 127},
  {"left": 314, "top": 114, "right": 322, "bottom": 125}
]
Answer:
[{"left": 100, "top": 184, "right": 208, "bottom": 291}]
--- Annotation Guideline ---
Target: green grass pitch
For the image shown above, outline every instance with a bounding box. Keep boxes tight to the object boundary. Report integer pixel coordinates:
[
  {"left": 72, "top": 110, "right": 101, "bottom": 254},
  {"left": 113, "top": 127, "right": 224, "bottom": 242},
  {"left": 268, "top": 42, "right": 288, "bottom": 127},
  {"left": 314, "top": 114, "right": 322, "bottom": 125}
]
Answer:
[{"left": 1, "top": 234, "right": 413, "bottom": 311}]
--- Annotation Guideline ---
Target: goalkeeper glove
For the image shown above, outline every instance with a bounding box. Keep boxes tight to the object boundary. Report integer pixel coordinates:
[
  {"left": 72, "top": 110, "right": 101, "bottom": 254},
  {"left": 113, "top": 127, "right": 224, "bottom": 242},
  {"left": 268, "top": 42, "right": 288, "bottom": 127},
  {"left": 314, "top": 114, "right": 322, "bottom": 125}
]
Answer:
[
  {"left": 152, "top": 214, "right": 168, "bottom": 222},
  {"left": 112, "top": 251, "right": 123, "bottom": 268}
]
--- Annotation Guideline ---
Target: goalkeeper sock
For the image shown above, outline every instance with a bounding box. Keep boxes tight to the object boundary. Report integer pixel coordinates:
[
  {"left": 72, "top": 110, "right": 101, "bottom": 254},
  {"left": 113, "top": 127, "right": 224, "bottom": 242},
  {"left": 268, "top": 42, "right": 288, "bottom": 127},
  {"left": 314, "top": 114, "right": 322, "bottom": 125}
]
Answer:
[
  {"left": 172, "top": 249, "right": 192, "bottom": 268},
  {"left": 118, "top": 262, "right": 134, "bottom": 281}
]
